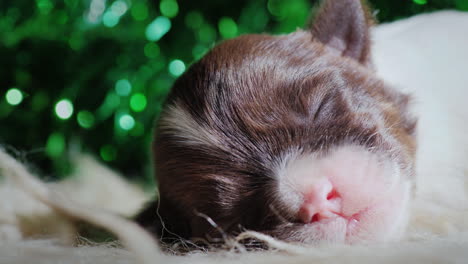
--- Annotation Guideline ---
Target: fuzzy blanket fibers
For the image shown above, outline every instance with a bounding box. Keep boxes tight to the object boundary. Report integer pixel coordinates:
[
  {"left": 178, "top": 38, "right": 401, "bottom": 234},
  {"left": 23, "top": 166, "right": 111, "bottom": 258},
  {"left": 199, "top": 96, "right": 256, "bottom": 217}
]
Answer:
[{"left": 1, "top": 11, "right": 468, "bottom": 264}]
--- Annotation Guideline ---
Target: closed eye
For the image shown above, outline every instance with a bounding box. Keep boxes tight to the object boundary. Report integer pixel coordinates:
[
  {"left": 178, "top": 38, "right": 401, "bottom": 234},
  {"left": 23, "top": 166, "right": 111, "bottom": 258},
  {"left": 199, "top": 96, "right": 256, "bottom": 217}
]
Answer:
[{"left": 313, "top": 93, "right": 333, "bottom": 121}]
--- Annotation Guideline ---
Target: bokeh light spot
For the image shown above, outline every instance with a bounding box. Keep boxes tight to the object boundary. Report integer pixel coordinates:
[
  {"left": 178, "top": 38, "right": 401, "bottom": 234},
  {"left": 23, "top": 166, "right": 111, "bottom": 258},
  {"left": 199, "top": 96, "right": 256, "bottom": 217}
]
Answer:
[
  {"left": 77, "top": 111, "right": 95, "bottom": 129},
  {"left": 130, "top": 93, "right": 147, "bottom": 112},
  {"left": 100, "top": 145, "right": 117, "bottom": 161},
  {"left": 168, "top": 59, "right": 186, "bottom": 77},
  {"left": 145, "top": 16, "right": 171, "bottom": 41},
  {"left": 218, "top": 17, "right": 238, "bottom": 39},
  {"left": 36, "top": 0, "right": 54, "bottom": 14},
  {"left": 87, "top": 0, "right": 106, "bottom": 23},
  {"left": 413, "top": 0, "right": 427, "bottom": 4},
  {"left": 5, "top": 88, "right": 23, "bottom": 106},
  {"left": 111, "top": 0, "right": 128, "bottom": 16},
  {"left": 192, "top": 44, "right": 208, "bottom": 60},
  {"left": 103, "top": 11, "right": 119, "bottom": 27},
  {"left": 119, "top": 114, "right": 135, "bottom": 130},
  {"left": 97, "top": 93, "right": 121, "bottom": 120},
  {"left": 68, "top": 34, "right": 84, "bottom": 50},
  {"left": 197, "top": 24, "right": 216, "bottom": 43},
  {"left": 267, "top": 0, "right": 285, "bottom": 18},
  {"left": 160, "top": 0, "right": 179, "bottom": 18},
  {"left": 144, "top": 42, "right": 160, "bottom": 58},
  {"left": 115, "top": 79, "right": 132, "bottom": 96},
  {"left": 57, "top": 10, "right": 68, "bottom": 24},
  {"left": 55, "top": 99, "right": 74, "bottom": 120},
  {"left": 46, "top": 133, "right": 65, "bottom": 158},
  {"left": 185, "top": 11, "right": 203, "bottom": 29},
  {"left": 131, "top": 3, "right": 149, "bottom": 21}
]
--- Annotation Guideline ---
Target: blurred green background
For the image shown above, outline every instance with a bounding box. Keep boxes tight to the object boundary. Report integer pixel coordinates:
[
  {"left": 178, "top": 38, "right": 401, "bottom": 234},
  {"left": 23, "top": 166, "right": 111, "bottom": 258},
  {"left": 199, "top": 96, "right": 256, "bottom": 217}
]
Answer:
[{"left": 0, "top": 0, "right": 467, "bottom": 185}]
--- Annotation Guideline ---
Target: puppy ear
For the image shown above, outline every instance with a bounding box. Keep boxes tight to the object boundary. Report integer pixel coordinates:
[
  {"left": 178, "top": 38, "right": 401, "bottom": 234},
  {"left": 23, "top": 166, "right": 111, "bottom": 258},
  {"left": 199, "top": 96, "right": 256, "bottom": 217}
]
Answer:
[{"left": 310, "top": 0, "right": 373, "bottom": 65}]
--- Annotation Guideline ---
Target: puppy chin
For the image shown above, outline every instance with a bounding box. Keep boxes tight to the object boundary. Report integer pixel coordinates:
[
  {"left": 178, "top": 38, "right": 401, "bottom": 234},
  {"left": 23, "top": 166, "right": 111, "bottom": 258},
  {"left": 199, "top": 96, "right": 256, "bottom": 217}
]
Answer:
[
  {"left": 268, "top": 201, "right": 410, "bottom": 245},
  {"left": 268, "top": 218, "right": 347, "bottom": 245}
]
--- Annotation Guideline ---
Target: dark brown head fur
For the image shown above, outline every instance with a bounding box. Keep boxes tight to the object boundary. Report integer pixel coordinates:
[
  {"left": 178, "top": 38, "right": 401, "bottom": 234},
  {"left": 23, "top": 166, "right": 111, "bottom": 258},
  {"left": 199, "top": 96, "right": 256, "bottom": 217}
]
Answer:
[{"left": 136, "top": 0, "right": 417, "bottom": 247}]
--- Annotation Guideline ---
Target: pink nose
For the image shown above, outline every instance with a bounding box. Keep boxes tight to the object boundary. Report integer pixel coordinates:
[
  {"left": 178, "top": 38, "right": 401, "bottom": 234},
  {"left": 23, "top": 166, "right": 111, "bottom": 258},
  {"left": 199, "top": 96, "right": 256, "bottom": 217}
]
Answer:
[{"left": 297, "top": 179, "right": 342, "bottom": 223}]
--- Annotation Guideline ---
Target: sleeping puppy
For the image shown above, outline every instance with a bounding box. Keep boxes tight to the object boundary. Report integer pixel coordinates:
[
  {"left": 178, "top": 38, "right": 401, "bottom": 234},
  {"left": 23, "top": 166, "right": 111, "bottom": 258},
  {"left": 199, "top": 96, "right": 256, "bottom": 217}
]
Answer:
[{"left": 136, "top": 0, "right": 419, "bottom": 247}]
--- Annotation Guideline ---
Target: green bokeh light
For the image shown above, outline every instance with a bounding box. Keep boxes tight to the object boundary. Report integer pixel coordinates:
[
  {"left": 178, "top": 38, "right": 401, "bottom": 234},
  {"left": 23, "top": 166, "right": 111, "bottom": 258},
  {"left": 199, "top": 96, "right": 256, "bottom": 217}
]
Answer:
[
  {"left": 77, "top": 111, "right": 95, "bottom": 129},
  {"left": 55, "top": 99, "right": 74, "bottom": 120},
  {"left": 192, "top": 44, "right": 208, "bottom": 60},
  {"left": 111, "top": 0, "right": 128, "bottom": 16},
  {"left": 160, "top": 0, "right": 179, "bottom": 18},
  {"left": 197, "top": 24, "right": 216, "bottom": 43},
  {"left": 168, "top": 59, "right": 186, "bottom": 77},
  {"left": 267, "top": 0, "right": 285, "bottom": 18},
  {"left": 130, "top": 93, "right": 147, "bottom": 112},
  {"left": 145, "top": 16, "right": 171, "bottom": 41},
  {"left": 131, "top": 3, "right": 149, "bottom": 21},
  {"left": 56, "top": 10, "right": 69, "bottom": 24},
  {"left": 97, "top": 93, "right": 121, "bottom": 120},
  {"left": 1, "top": 0, "right": 459, "bottom": 181},
  {"left": 218, "top": 17, "right": 238, "bottom": 39},
  {"left": 151, "top": 59, "right": 167, "bottom": 73},
  {"left": 115, "top": 79, "right": 132, "bottom": 96},
  {"left": 144, "top": 42, "right": 160, "bottom": 58},
  {"left": 119, "top": 114, "right": 135, "bottom": 130},
  {"left": 68, "top": 34, "right": 84, "bottom": 50},
  {"left": 100, "top": 144, "right": 117, "bottom": 162},
  {"left": 138, "top": 65, "right": 154, "bottom": 79},
  {"left": 46, "top": 132, "right": 65, "bottom": 158},
  {"left": 101, "top": 0, "right": 129, "bottom": 26},
  {"left": 5, "top": 88, "right": 23, "bottom": 106},
  {"left": 268, "top": 0, "right": 310, "bottom": 32},
  {"left": 103, "top": 11, "right": 119, "bottom": 27},
  {"left": 185, "top": 11, "right": 203, "bottom": 29},
  {"left": 36, "top": 0, "right": 54, "bottom": 14}
]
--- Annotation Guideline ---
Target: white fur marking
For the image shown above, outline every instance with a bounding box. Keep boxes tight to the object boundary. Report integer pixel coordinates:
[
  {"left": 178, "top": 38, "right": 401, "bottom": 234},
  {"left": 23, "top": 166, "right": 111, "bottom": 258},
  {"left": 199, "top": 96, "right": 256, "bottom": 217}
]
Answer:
[{"left": 159, "top": 103, "right": 225, "bottom": 149}]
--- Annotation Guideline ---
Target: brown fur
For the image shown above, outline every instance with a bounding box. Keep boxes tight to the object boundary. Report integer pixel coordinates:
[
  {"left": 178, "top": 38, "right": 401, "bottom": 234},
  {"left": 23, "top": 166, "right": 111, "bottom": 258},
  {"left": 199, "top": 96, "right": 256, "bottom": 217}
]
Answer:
[{"left": 136, "top": 0, "right": 417, "bottom": 247}]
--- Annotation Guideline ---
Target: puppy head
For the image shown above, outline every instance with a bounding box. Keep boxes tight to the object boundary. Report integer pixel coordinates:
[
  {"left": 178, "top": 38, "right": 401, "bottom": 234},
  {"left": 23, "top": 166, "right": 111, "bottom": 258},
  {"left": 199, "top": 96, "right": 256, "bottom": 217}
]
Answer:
[{"left": 152, "top": 0, "right": 417, "bottom": 246}]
